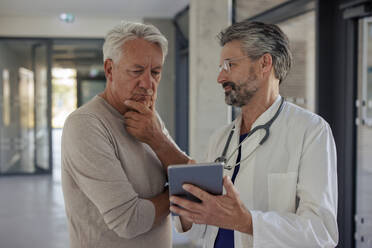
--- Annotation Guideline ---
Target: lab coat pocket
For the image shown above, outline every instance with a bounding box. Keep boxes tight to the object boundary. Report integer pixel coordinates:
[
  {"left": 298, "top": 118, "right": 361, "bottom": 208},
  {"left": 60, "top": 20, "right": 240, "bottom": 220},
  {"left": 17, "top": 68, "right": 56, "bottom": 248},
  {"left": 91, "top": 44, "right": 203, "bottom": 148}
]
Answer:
[{"left": 268, "top": 172, "right": 297, "bottom": 212}]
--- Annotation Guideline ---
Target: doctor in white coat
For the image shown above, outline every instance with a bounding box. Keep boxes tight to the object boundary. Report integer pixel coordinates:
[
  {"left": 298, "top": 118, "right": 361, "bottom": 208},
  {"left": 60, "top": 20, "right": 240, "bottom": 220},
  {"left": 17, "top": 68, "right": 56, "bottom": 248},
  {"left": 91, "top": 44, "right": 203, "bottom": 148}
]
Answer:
[{"left": 168, "top": 21, "right": 339, "bottom": 248}]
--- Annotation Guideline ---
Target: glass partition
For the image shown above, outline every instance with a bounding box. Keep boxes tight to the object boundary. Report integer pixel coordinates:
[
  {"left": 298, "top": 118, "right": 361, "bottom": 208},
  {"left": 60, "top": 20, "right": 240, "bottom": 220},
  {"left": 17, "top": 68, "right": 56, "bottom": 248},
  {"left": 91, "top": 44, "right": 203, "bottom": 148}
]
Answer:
[
  {"left": 34, "top": 43, "right": 51, "bottom": 171},
  {"left": 79, "top": 79, "right": 105, "bottom": 106},
  {"left": 362, "top": 18, "right": 372, "bottom": 126},
  {"left": 278, "top": 10, "right": 316, "bottom": 112},
  {"left": 356, "top": 17, "right": 372, "bottom": 248},
  {"left": 236, "top": 0, "right": 290, "bottom": 21},
  {"left": 0, "top": 39, "right": 51, "bottom": 174}
]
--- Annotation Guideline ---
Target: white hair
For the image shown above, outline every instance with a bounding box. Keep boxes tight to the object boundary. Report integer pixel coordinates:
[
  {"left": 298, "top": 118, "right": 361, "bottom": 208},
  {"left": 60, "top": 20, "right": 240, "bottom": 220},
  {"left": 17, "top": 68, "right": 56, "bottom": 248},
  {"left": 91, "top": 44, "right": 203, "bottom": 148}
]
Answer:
[{"left": 103, "top": 21, "right": 168, "bottom": 63}]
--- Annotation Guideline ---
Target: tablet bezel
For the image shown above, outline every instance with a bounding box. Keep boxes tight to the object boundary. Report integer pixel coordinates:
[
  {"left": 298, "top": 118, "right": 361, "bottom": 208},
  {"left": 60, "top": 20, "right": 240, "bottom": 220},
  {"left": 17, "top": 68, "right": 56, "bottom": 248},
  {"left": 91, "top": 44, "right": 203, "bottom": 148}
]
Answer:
[{"left": 167, "top": 162, "right": 223, "bottom": 205}]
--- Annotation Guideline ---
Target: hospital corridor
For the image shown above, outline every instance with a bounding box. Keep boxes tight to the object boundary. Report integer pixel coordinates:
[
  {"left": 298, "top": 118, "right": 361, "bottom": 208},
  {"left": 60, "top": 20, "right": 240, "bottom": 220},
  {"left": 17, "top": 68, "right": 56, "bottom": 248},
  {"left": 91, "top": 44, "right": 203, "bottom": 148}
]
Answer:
[{"left": 0, "top": 0, "right": 371, "bottom": 247}]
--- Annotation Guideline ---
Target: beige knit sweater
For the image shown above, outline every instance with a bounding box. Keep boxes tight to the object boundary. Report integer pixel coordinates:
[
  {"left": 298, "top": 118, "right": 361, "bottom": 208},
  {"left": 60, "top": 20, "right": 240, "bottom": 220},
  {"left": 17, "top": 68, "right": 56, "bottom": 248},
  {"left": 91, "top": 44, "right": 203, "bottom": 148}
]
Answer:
[{"left": 61, "top": 96, "right": 171, "bottom": 248}]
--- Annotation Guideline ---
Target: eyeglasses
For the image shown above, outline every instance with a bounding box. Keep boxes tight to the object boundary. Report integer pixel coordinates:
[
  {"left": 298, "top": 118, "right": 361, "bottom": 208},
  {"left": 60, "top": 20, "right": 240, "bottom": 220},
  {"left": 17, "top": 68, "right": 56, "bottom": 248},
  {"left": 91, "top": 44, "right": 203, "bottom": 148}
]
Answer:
[{"left": 218, "top": 56, "right": 248, "bottom": 73}]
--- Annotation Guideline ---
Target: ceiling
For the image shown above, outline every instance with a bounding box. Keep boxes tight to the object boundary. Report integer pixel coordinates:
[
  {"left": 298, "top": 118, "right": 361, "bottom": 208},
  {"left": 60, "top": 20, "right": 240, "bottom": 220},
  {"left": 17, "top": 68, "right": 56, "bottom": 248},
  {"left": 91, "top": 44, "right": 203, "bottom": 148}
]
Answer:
[
  {"left": 0, "top": 0, "right": 189, "bottom": 19},
  {"left": 0, "top": 0, "right": 189, "bottom": 77}
]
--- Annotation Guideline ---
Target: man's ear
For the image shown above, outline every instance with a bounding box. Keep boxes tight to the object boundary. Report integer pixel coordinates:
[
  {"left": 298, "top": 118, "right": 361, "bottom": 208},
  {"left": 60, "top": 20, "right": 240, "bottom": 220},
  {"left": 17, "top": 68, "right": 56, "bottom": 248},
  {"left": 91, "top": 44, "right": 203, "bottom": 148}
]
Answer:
[
  {"left": 104, "top": 59, "right": 114, "bottom": 82},
  {"left": 260, "top": 53, "right": 273, "bottom": 74}
]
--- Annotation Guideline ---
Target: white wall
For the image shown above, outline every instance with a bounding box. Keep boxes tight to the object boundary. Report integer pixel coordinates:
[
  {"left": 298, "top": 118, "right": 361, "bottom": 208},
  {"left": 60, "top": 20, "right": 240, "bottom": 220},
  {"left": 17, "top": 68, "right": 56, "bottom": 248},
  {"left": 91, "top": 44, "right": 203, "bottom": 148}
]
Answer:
[
  {"left": 189, "top": 0, "right": 231, "bottom": 161},
  {"left": 144, "top": 18, "right": 176, "bottom": 138}
]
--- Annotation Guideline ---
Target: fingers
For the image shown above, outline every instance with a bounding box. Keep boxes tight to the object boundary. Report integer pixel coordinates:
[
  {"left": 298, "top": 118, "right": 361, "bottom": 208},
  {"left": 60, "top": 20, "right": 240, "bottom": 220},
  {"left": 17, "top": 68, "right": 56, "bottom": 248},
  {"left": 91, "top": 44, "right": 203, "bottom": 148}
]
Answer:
[
  {"left": 124, "top": 100, "right": 151, "bottom": 114},
  {"left": 187, "top": 159, "right": 196, "bottom": 164},
  {"left": 124, "top": 119, "right": 138, "bottom": 129},
  {"left": 223, "top": 176, "right": 239, "bottom": 198},
  {"left": 169, "top": 205, "right": 200, "bottom": 223},
  {"left": 183, "top": 184, "right": 211, "bottom": 202},
  {"left": 123, "top": 111, "right": 141, "bottom": 121},
  {"left": 170, "top": 195, "right": 204, "bottom": 213},
  {"left": 149, "top": 101, "right": 156, "bottom": 111},
  {"left": 169, "top": 196, "right": 204, "bottom": 223}
]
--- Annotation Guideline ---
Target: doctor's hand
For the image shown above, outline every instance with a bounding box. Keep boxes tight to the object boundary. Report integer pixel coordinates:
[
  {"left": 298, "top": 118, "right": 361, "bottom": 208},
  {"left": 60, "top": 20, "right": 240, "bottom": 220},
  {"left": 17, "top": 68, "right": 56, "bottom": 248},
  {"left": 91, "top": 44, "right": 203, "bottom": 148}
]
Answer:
[
  {"left": 170, "top": 176, "right": 253, "bottom": 234},
  {"left": 123, "top": 100, "right": 164, "bottom": 147}
]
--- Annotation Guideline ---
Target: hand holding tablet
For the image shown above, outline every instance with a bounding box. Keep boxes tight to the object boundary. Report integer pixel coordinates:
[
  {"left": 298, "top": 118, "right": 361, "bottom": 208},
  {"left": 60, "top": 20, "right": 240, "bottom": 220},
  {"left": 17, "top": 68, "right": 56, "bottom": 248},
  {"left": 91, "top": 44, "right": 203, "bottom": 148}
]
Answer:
[{"left": 167, "top": 162, "right": 223, "bottom": 215}]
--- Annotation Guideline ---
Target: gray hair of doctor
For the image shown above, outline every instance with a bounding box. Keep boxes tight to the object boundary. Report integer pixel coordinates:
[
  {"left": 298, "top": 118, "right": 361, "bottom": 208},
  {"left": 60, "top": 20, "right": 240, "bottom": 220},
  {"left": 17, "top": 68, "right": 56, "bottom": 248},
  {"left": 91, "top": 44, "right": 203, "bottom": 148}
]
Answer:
[
  {"left": 217, "top": 21, "right": 293, "bottom": 84},
  {"left": 103, "top": 21, "right": 168, "bottom": 64}
]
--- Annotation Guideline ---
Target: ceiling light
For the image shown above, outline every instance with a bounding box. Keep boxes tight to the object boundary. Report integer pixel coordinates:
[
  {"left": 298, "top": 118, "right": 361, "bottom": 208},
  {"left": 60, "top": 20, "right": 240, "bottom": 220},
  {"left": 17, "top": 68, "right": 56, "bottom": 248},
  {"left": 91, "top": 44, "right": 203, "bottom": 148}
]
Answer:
[{"left": 59, "top": 13, "right": 75, "bottom": 23}]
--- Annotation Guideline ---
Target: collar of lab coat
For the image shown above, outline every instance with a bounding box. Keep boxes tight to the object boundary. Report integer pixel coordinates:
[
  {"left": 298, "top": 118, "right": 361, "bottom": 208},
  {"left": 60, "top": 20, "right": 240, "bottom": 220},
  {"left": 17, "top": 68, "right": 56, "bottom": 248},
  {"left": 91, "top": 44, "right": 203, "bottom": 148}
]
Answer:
[
  {"left": 225, "top": 95, "right": 283, "bottom": 170},
  {"left": 234, "top": 95, "right": 283, "bottom": 134}
]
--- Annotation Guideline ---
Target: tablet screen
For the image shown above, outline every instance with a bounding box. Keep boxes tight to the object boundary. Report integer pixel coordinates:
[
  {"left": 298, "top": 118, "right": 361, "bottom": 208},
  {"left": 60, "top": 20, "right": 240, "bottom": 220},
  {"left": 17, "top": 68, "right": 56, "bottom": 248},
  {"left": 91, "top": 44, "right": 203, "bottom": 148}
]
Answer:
[{"left": 168, "top": 162, "right": 223, "bottom": 205}]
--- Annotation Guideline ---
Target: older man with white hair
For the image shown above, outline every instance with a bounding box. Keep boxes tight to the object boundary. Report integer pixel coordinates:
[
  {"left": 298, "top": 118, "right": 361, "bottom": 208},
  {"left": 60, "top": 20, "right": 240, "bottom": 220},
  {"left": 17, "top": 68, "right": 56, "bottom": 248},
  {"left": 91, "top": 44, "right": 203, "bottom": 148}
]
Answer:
[{"left": 61, "top": 21, "right": 189, "bottom": 248}]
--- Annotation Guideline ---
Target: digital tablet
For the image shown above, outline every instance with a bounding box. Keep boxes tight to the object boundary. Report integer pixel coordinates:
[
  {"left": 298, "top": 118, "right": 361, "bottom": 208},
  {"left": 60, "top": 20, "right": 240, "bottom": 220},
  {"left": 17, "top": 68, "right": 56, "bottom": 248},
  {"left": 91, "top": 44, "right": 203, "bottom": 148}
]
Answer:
[{"left": 168, "top": 162, "right": 223, "bottom": 214}]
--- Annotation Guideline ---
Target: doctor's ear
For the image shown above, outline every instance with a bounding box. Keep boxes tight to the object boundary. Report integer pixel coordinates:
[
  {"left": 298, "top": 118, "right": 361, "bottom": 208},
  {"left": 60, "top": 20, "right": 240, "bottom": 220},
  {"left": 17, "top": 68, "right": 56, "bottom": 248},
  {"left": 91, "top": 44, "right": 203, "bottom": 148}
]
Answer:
[
  {"left": 104, "top": 59, "right": 114, "bottom": 82},
  {"left": 260, "top": 53, "right": 273, "bottom": 73}
]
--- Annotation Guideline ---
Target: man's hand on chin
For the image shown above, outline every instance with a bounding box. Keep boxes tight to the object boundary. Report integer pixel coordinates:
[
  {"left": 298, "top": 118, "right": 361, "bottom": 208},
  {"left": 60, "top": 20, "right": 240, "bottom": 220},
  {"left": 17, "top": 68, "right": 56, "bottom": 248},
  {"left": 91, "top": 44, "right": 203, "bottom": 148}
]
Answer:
[
  {"left": 124, "top": 99, "right": 191, "bottom": 168},
  {"left": 123, "top": 100, "right": 165, "bottom": 147}
]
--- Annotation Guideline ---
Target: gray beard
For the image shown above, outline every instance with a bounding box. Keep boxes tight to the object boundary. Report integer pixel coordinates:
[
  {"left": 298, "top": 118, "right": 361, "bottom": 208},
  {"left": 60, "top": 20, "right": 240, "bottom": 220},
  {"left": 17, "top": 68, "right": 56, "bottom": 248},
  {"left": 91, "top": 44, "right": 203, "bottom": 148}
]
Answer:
[{"left": 225, "top": 84, "right": 257, "bottom": 107}]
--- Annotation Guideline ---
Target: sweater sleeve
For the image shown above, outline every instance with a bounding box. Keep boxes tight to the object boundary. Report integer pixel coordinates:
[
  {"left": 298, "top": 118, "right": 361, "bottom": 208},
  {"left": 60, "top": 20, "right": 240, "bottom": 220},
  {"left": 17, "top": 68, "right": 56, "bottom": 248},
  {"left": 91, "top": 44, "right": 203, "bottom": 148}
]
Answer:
[
  {"left": 62, "top": 114, "right": 155, "bottom": 239},
  {"left": 171, "top": 127, "right": 222, "bottom": 238},
  {"left": 251, "top": 121, "right": 338, "bottom": 247},
  {"left": 156, "top": 111, "right": 190, "bottom": 159}
]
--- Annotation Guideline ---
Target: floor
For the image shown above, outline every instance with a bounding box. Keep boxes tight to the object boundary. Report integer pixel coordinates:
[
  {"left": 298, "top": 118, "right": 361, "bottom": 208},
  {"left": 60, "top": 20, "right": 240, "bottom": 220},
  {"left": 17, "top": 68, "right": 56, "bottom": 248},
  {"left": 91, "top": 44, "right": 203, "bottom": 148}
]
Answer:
[
  {"left": 0, "top": 129, "right": 196, "bottom": 248},
  {"left": 0, "top": 175, "right": 67, "bottom": 248}
]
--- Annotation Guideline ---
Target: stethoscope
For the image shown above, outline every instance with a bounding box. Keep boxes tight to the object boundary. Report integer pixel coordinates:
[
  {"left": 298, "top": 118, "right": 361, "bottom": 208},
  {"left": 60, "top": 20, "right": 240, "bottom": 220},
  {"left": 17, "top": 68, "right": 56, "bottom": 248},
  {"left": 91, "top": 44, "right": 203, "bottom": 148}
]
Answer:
[{"left": 215, "top": 97, "right": 285, "bottom": 170}]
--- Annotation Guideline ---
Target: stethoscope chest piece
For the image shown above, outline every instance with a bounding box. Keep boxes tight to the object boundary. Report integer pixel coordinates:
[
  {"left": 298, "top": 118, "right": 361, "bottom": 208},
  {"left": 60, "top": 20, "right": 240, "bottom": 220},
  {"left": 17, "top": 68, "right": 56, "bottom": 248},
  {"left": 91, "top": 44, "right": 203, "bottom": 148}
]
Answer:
[{"left": 215, "top": 156, "right": 233, "bottom": 170}]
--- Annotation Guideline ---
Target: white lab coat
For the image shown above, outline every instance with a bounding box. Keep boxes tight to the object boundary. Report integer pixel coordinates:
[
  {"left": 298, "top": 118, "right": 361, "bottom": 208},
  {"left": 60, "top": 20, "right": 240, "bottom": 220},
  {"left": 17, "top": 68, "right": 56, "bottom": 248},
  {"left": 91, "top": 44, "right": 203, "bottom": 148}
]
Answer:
[{"left": 174, "top": 96, "right": 338, "bottom": 248}]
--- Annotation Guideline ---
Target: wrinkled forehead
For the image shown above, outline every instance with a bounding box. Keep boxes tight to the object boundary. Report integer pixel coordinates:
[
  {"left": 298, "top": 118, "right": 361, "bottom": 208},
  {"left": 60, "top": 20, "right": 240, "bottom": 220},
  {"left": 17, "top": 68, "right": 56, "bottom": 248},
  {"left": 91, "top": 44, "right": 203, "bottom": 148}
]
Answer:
[{"left": 121, "top": 38, "right": 164, "bottom": 66}]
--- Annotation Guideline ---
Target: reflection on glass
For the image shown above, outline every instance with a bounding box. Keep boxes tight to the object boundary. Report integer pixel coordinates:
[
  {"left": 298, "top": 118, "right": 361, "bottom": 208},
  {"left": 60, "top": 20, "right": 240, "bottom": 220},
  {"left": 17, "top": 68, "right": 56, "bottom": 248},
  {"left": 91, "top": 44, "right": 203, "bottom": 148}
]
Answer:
[
  {"left": 0, "top": 39, "right": 51, "bottom": 174},
  {"left": 34, "top": 44, "right": 50, "bottom": 171},
  {"left": 2, "top": 69, "right": 10, "bottom": 126},
  {"left": 19, "top": 68, "right": 35, "bottom": 129},
  {"left": 278, "top": 11, "right": 316, "bottom": 112},
  {"left": 356, "top": 18, "right": 372, "bottom": 248},
  {"left": 236, "top": 0, "right": 289, "bottom": 21},
  {"left": 19, "top": 67, "right": 35, "bottom": 173},
  {"left": 52, "top": 68, "right": 77, "bottom": 129},
  {"left": 80, "top": 80, "right": 106, "bottom": 106},
  {"left": 364, "top": 21, "right": 372, "bottom": 122},
  {"left": 0, "top": 40, "right": 36, "bottom": 174}
]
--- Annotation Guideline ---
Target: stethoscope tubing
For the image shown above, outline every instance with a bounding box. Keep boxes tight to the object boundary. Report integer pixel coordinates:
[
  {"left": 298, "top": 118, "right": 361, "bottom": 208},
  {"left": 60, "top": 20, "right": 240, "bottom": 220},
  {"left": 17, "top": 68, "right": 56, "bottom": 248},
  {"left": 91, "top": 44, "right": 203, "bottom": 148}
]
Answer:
[{"left": 215, "top": 97, "right": 285, "bottom": 170}]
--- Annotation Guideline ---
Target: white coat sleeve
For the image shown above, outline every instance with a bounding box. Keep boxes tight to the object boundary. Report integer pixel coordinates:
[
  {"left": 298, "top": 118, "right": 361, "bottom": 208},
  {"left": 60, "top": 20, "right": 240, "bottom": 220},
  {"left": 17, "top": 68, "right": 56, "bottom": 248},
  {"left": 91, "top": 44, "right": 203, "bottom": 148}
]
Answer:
[{"left": 251, "top": 121, "right": 338, "bottom": 248}]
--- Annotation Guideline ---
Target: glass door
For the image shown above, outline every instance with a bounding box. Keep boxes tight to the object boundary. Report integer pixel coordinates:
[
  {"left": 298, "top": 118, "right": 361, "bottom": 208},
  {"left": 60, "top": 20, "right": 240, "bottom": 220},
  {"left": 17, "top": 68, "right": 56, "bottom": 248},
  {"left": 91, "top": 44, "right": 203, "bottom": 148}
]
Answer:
[
  {"left": 77, "top": 78, "right": 106, "bottom": 107},
  {"left": 355, "top": 17, "right": 372, "bottom": 248},
  {"left": 0, "top": 39, "right": 51, "bottom": 175}
]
